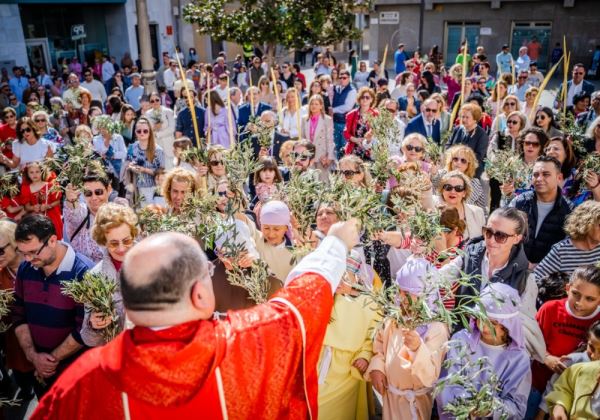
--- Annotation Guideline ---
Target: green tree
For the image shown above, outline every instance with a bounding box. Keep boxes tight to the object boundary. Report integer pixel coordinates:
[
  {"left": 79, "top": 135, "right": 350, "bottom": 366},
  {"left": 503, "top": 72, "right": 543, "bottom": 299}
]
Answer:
[{"left": 183, "top": 0, "right": 370, "bottom": 63}]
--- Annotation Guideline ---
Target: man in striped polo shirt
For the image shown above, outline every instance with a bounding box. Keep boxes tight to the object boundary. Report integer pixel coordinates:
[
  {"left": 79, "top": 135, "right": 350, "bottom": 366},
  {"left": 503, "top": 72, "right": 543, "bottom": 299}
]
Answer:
[{"left": 12, "top": 214, "right": 91, "bottom": 398}]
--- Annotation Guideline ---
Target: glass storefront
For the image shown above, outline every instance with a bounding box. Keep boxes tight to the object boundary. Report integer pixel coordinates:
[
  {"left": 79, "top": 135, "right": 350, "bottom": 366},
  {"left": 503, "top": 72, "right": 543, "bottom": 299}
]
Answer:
[{"left": 19, "top": 4, "right": 112, "bottom": 71}]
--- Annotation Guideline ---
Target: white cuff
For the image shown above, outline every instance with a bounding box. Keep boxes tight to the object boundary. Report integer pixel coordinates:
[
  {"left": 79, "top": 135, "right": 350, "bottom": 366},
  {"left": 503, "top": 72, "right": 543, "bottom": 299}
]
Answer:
[{"left": 285, "top": 236, "right": 347, "bottom": 294}]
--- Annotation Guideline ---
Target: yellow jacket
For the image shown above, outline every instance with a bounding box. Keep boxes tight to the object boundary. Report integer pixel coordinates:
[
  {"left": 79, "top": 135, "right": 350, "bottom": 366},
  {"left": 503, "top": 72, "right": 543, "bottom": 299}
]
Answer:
[{"left": 546, "top": 360, "right": 600, "bottom": 419}]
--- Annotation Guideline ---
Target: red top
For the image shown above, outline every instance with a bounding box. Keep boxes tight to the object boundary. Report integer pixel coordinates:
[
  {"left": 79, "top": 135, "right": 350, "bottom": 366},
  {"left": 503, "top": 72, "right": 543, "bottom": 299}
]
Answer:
[
  {"left": 0, "top": 122, "right": 16, "bottom": 159},
  {"left": 531, "top": 297, "right": 600, "bottom": 391},
  {"left": 343, "top": 107, "right": 378, "bottom": 155}
]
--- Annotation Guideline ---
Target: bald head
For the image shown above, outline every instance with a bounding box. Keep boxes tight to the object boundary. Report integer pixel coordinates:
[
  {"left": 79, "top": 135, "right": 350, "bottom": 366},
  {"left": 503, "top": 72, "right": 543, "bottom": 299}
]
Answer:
[{"left": 120, "top": 232, "right": 212, "bottom": 313}]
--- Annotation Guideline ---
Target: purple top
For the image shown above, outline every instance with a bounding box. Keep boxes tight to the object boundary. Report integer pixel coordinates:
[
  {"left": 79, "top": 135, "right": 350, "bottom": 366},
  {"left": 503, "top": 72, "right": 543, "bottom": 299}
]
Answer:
[{"left": 205, "top": 106, "right": 237, "bottom": 149}]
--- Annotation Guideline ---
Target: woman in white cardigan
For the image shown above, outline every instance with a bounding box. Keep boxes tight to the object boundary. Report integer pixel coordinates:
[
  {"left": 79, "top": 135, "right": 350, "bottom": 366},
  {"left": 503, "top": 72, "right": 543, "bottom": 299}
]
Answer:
[
  {"left": 145, "top": 91, "right": 176, "bottom": 170},
  {"left": 434, "top": 170, "right": 485, "bottom": 240},
  {"left": 300, "top": 94, "right": 335, "bottom": 182}
]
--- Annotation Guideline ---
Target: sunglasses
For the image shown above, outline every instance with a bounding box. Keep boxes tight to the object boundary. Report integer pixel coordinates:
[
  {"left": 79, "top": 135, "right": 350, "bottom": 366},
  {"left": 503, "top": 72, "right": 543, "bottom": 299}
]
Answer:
[
  {"left": 424, "top": 108, "right": 436, "bottom": 113},
  {"left": 20, "top": 127, "right": 32, "bottom": 134},
  {"left": 210, "top": 160, "right": 224, "bottom": 166},
  {"left": 150, "top": 99, "right": 160, "bottom": 103},
  {"left": 340, "top": 76, "right": 349, "bottom": 80},
  {"left": 452, "top": 157, "right": 468, "bottom": 164},
  {"left": 34, "top": 118, "right": 47, "bottom": 123},
  {"left": 482, "top": 226, "right": 517, "bottom": 244},
  {"left": 523, "top": 140, "right": 540, "bottom": 148},
  {"left": 359, "top": 96, "right": 372, "bottom": 101},
  {"left": 107, "top": 237, "right": 134, "bottom": 250},
  {"left": 505, "top": 102, "right": 517, "bottom": 107},
  {"left": 573, "top": 72, "right": 584, "bottom": 75},
  {"left": 518, "top": 76, "right": 527, "bottom": 79},
  {"left": 507, "top": 120, "right": 519, "bottom": 125},
  {"left": 0, "top": 243, "right": 11, "bottom": 256},
  {"left": 442, "top": 184, "right": 466, "bottom": 192},
  {"left": 83, "top": 188, "right": 106, "bottom": 197},
  {"left": 536, "top": 115, "right": 547, "bottom": 120},
  {"left": 341, "top": 169, "right": 360, "bottom": 177},
  {"left": 217, "top": 190, "right": 228, "bottom": 197},
  {"left": 405, "top": 145, "right": 424, "bottom": 153},
  {"left": 135, "top": 129, "right": 149, "bottom": 134},
  {"left": 290, "top": 152, "right": 313, "bottom": 161}
]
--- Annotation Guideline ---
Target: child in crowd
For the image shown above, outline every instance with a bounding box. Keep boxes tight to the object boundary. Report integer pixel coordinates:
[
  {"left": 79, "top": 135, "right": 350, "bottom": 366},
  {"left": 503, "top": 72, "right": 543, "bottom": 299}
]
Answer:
[
  {"left": 0, "top": 171, "right": 25, "bottom": 221},
  {"left": 366, "top": 257, "right": 449, "bottom": 420},
  {"left": 318, "top": 252, "right": 380, "bottom": 420},
  {"left": 172, "top": 137, "right": 194, "bottom": 172},
  {"left": 536, "top": 271, "right": 569, "bottom": 309},
  {"left": 529, "top": 265, "right": 600, "bottom": 414},
  {"left": 535, "top": 321, "right": 600, "bottom": 419},
  {"left": 20, "top": 161, "right": 62, "bottom": 238},
  {"left": 152, "top": 168, "right": 166, "bottom": 207},
  {"left": 251, "top": 156, "right": 284, "bottom": 215},
  {"left": 437, "top": 283, "right": 531, "bottom": 419}
]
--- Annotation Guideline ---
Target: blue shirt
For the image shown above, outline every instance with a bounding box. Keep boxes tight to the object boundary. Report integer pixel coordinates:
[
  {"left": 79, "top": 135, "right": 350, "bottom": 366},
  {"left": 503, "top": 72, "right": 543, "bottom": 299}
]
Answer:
[
  {"left": 124, "top": 85, "right": 145, "bottom": 111},
  {"left": 175, "top": 106, "right": 206, "bottom": 146},
  {"left": 496, "top": 52, "right": 513, "bottom": 75},
  {"left": 394, "top": 50, "right": 407, "bottom": 73},
  {"left": 9, "top": 76, "right": 28, "bottom": 102}
]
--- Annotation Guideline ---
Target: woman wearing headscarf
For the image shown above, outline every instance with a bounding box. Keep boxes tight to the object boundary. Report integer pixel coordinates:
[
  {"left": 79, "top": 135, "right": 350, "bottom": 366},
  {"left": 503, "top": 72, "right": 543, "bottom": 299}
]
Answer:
[{"left": 436, "top": 283, "right": 532, "bottom": 419}]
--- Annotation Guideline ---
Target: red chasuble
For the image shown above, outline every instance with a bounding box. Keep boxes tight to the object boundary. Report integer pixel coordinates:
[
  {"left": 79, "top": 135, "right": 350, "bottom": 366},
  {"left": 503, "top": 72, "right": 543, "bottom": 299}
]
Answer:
[{"left": 31, "top": 273, "right": 333, "bottom": 420}]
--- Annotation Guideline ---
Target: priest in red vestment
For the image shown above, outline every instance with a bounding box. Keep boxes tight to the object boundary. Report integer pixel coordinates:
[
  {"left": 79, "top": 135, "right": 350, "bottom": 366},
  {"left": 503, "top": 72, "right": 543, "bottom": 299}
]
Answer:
[{"left": 31, "top": 220, "right": 359, "bottom": 419}]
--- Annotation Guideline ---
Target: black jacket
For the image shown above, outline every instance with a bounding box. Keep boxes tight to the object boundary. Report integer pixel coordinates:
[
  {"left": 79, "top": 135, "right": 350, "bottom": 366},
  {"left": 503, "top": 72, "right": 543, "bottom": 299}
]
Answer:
[
  {"left": 509, "top": 189, "right": 574, "bottom": 263},
  {"left": 457, "top": 235, "right": 530, "bottom": 301}
]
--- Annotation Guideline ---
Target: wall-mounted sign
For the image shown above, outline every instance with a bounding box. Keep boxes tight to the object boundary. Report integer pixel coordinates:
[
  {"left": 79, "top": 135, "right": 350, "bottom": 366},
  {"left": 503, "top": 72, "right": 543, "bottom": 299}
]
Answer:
[{"left": 379, "top": 12, "right": 399, "bottom": 25}]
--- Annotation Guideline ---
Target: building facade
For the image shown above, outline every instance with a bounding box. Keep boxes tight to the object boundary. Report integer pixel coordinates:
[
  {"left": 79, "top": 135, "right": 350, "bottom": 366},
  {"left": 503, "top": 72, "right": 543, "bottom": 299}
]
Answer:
[
  {"left": 368, "top": 0, "right": 600, "bottom": 72},
  {"left": 0, "top": 0, "right": 240, "bottom": 76}
]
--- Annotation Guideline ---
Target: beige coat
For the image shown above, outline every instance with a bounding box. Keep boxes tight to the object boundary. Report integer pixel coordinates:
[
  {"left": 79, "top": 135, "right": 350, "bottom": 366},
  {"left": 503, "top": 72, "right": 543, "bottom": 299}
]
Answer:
[
  {"left": 366, "top": 321, "right": 449, "bottom": 420},
  {"left": 301, "top": 114, "right": 334, "bottom": 182},
  {"left": 464, "top": 202, "right": 486, "bottom": 240}
]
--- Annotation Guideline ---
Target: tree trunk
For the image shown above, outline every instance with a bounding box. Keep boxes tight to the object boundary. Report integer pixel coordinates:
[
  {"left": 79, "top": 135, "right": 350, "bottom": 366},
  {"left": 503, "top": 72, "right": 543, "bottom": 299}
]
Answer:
[
  {"left": 136, "top": 0, "right": 156, "bottom": 94},
  {"left": 266, "top": 42, "right": 276, "bottom": 67}
]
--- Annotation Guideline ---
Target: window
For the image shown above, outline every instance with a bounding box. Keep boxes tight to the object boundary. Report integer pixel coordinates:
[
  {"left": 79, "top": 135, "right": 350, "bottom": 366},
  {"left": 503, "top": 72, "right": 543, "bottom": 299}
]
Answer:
[{"left": 511, "top": 22, "right": 552, "bottom": 70}]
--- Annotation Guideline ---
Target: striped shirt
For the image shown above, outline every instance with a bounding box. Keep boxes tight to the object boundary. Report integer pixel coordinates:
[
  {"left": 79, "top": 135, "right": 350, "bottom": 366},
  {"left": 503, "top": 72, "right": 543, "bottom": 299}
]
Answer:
[
  {"left": 533, "top": 238, "right": 600, "bottom": 280},
  {"left": 12, "top": 243, "right": 91, "bottom": 354}
]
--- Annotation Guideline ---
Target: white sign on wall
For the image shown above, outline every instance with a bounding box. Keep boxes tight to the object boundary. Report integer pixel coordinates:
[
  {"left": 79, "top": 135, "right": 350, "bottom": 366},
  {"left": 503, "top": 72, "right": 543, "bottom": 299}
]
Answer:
[
  {"left": 379, "top": 12, "right": 399, "bottom": 25},
  {"left": 480, "top": 27, "right": 492, "bottom": 36}
]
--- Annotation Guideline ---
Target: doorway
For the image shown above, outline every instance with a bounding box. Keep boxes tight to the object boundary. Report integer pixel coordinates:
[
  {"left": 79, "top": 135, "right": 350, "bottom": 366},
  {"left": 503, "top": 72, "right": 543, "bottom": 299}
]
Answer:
[
  {"left": 444, "top": 22, "right": 480, "bottom": 67},
  {"left": 510, "top": 22, "right": 552, "bottom": 70},
  {"left": 25, "top": 38, "right": 51, "bottom": 73}
]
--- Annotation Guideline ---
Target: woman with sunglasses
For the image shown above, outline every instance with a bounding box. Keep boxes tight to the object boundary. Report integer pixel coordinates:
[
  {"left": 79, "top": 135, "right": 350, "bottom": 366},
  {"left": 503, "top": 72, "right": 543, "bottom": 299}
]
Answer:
[
  {"left": 80, "top": 203, "right": 138, "bottom": 347},
  {"left": 522, "top": 86, "right": 539, "bottom": 121},
  {"left": 126, "top": 117, "right": 165, "bottom": 207},
  {"left": 206, "top": 145, "right": 228, "bottom": 191},
  {"left": 440, "top": 145, "right": 485, "bottom": 209},
  {"left": 343, "top": 87, "right": 377, "bottom": 160},
  {"left": 439, "top": 206, "right": 544, "bottom": 357},
  {"left": 145, "top": 92, "right": 175, "bottom": 170},
  {"left": 447, "top": 104, "right": 489, "bottom": 179},
  {"left": 399, "top": 133, "right": 432, "bottom": 172},
  {"left": 338, "top": 155, "right": 372, "bottom": 188},
  {"left": 8, "top": 117, "right": 53, "bottom": 169},
  {"left": 257, "top": 75, "right": 277, "bottom": 110},
  {"left": 491, "top": 94, "right": 520, "bottom": 133},
  {"left": 435, "top": 171, "right": 484, "bottom": 240},
  {"left": 32, "top": 110, "right": 62, "bottom": 149},
  {"left": 0, "top": 107, "right": 17, "bottom": 169},
  {"left": 533, "top": 107, "right": 563, "bottom": 139}
]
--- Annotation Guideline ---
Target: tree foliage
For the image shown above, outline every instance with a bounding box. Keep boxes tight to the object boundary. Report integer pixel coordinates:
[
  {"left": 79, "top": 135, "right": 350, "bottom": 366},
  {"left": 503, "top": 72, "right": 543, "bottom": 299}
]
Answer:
[{"left": 183, "top": 0, "right": 370, "bottom": 50}]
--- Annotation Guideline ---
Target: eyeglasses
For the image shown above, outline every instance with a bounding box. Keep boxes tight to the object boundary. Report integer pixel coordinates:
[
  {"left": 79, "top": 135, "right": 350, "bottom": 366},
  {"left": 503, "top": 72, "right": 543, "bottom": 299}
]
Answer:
[
  {"left": 424, "top": 108, "right": 436, "bottom": 113},
  {"left": 452, "top": 157, "right": 468, "bottom": 165},
  {"left": 535, "top": 115, "right": 547, "bottom": 120},
  {"left": 83, "top": 188, "right": 106, "bottom": 197},
  {"left": 20, "top": 127, "right": 32, "bottom": 134},
  {"left": 518, "top": 76, "right": 528, "bottom": 80},
  {"left": 506, "top": 120, "right": 519, "bottom": 125},
  {"left": 341, "top": 169, "right": 360, "bottom": 177},
  {"left": 482, "top": 226, "right": 517, "bottom": 244},
  {"left": 18, "top": 236, "right": 50, "bottom": 258},
  {"left": 405, "top": 145, "right": 424, "bottom": 153},
  {"left": 107, "top": 237, "right": 134, "bottom": 250},
  {"left": 442, "top": 184, "right": 466, "bottom": 192},
  {"left": 150, "top": 99, "right": 160, "bottom": 103},
  {"left": 523, "top": 140, "right": 540, "bottom": 148},
  {"left": 210, "top": 160, "right": 224, "bottom": 166},
  {"left": 0, "top": 243, "right": 11, "bottom": 256},
  {"left": 135, "top": 129, "right": 149, "bottom": 134},
  {"left": 359, "top": 96, "right": 371, "bottom": 101}
]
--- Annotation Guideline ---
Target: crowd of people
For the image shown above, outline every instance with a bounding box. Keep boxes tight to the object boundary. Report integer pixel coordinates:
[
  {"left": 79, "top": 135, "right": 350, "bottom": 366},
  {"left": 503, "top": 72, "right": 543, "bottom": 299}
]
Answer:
[{"left": 0, "top": 40, "right": 599, "bottom": 419}]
